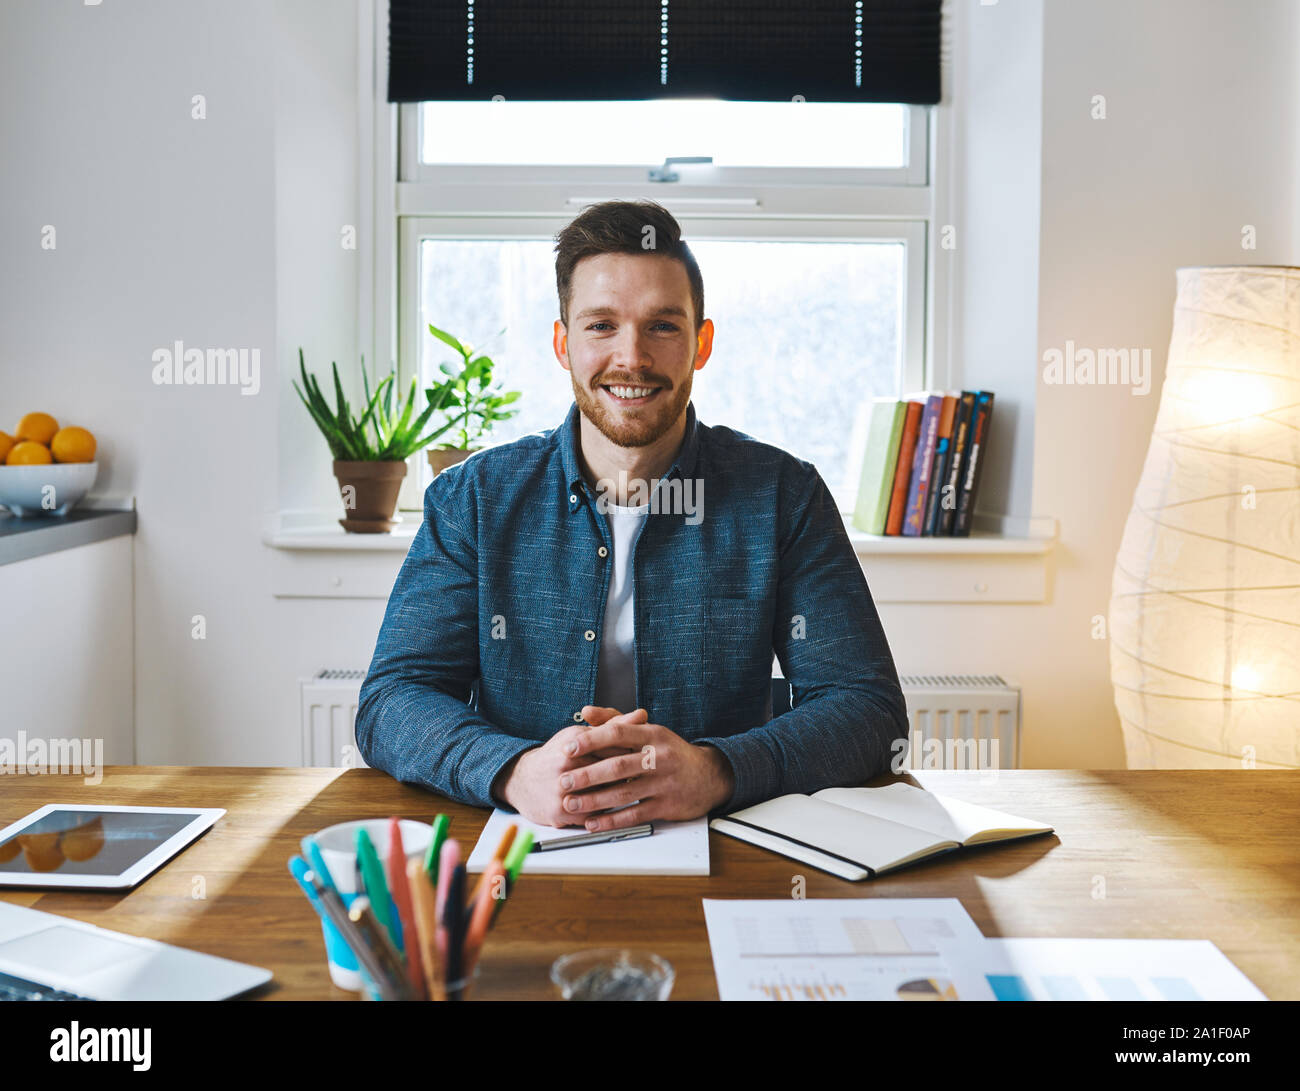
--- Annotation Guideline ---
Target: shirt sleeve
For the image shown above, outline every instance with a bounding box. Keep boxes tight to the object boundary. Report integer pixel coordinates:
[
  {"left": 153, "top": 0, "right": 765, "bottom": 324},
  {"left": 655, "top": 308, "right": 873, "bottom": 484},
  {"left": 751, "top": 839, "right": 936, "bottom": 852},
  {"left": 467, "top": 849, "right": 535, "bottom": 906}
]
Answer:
[
  {"left": 355, "top": 468, "right": 539, "bottom": 807},
  {"left": 697, "top": 460, "right": 910, "bottom": 812}
]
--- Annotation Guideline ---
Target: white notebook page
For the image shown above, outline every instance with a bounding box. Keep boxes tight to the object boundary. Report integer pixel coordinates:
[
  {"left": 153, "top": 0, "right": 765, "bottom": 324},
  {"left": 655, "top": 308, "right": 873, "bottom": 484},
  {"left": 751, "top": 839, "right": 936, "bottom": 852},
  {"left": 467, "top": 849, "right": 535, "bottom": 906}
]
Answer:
[
  {"left": 465, "top": 807, "right": 710, "bottom": 876},
  {"left": 813, "top": 783, "right": 1052, "bottom": 844}
]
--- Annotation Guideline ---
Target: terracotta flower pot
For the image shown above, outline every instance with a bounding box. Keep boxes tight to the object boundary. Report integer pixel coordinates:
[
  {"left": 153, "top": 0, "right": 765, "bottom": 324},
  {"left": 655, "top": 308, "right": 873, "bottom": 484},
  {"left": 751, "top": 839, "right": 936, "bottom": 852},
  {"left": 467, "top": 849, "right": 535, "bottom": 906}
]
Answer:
[
  {"left": 426, "top": 447, "right": 479, "bottom": 477},
  {"left": 332, "top": 459, "right": 408, "bottom": 533}
]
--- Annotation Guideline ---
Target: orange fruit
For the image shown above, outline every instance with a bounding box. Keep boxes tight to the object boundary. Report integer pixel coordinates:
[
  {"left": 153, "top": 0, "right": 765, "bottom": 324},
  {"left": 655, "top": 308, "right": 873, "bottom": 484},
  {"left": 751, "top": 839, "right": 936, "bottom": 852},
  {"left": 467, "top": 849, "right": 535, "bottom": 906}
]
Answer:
[
  {"left": 6, "top": 441, "right": 52, "bottom": 465},
  {"left": 0, "top": 432, "right": 14, "bottom": 463},
  {"left": 51, "top": 425, "right": 96, "bottom": 463},
  {"left": 16, "top": 412, "right": 58, "bottom": 445}
]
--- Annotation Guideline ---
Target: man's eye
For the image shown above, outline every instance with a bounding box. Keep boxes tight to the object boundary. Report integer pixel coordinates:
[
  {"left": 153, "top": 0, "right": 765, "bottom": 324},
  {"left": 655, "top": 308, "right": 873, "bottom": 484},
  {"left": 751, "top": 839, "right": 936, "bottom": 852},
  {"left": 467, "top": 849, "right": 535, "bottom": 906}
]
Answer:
[{"left": 585, "top": 320, "right": 677, "bottom": 332}]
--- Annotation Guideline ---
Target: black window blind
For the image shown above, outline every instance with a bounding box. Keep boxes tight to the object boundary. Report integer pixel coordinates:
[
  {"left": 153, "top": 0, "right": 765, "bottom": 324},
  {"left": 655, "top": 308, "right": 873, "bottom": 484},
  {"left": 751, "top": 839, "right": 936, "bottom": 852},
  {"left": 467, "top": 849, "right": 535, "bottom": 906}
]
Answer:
[{"left": 388, "top": 1, "right": 942, "bottom": 105}]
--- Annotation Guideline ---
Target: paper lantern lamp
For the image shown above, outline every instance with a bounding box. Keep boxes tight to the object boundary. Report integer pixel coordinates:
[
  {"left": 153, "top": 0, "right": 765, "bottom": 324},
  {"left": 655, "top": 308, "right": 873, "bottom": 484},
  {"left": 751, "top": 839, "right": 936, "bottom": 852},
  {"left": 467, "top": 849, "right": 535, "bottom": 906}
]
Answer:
[{"left": 1110, "top": 265, "right": 1299, "bottom": 769}]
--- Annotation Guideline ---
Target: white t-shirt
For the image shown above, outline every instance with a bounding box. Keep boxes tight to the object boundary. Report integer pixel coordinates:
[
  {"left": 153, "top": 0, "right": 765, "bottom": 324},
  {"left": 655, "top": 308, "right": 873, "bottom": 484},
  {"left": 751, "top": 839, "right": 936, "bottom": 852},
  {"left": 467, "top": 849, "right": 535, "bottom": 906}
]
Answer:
[{"left": 593, "top": 498, "right": 651, "bottom": 714}]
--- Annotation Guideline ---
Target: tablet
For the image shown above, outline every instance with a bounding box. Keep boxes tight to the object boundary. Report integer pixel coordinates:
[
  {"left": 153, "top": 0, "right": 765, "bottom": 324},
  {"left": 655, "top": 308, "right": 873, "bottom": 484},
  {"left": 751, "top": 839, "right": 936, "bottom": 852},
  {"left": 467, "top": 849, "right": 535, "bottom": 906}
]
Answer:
[{"left": 0, "top": 805, "right": 225, "bottom": 890}]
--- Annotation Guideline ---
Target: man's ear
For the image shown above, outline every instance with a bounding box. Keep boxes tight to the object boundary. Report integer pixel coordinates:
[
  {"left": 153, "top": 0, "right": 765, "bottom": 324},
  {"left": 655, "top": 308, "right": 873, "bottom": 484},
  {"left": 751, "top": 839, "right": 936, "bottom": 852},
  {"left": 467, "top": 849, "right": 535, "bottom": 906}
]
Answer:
[
  {"left": 553, "top": 319, "right": 570, "bottom": 370},
  {"left": 693, "top": 317, "right": 715, "bottom": 370}
]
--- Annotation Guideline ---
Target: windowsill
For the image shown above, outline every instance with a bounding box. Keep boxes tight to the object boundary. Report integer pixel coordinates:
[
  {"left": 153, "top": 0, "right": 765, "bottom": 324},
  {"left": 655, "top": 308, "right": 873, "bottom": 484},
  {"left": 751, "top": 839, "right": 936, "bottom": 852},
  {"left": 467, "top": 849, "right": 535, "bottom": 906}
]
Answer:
[
  {"left": 263, "top": 511, "right": 418, "bottom": 552},
  {"left": 264, "top": 510, "right": 1057, "bottom": 603},
  {"left": 845, "top": 525, "right": 1056, "bottom": 556}
]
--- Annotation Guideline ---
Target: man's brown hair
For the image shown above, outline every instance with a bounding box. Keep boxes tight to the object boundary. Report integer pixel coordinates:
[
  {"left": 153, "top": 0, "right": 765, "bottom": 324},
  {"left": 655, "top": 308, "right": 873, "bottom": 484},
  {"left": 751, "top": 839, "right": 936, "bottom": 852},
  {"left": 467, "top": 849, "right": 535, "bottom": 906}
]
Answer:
[{"left": 554, "top": 199, "right": 705, "bottom": 333}]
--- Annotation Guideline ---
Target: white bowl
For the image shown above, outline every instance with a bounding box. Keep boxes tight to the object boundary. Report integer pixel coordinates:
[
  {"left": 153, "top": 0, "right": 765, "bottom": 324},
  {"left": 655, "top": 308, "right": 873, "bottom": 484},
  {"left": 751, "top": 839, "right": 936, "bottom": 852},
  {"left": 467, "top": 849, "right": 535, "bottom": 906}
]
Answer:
[{"left": 0, "top": 461, "right": 99, "bottom": 517}]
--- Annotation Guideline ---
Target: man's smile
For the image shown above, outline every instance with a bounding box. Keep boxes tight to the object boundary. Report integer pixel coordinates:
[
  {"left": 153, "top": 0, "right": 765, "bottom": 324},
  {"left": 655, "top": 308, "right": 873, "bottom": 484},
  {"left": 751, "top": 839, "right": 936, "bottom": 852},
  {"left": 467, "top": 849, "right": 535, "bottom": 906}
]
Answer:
[{"left": 600, "top": 383, "right": 664, "bottom": 406}]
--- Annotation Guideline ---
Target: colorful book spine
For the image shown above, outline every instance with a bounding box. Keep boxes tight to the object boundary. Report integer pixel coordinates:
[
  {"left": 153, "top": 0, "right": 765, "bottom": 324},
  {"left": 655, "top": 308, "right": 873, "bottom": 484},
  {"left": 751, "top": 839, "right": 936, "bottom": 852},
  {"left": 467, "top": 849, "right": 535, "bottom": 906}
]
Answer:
[
  {"left": 884, "top": 401, "right": 923, "bottom": 535},
  {"left": 922, "top": 394, "right": 958, "bottom": 536},
  {"left": 902, "top": 395, "right": 943, "bottom": 537},
  {"left": 952, "top": 391, "right": 995, "bottom": 537},
  {"left": 937, "top": 391, "right": 976, "bottom": 536},
  {"left": 851, "top": 399, "right": 908, "bottom": 535}
]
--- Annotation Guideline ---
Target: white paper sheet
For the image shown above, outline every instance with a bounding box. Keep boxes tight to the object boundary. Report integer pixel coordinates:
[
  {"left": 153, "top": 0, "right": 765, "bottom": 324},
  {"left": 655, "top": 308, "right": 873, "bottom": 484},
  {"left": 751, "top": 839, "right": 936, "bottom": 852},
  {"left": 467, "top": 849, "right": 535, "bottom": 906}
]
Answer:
[
  {"left": 702, "top": 898, "right": 996, "bottom": 1001},
  {"left": 466, "top": 808, "right": 709, "bottom": 876},
  {"left": 936, "top": 937, "right": 1268, "bottom": 1001}
]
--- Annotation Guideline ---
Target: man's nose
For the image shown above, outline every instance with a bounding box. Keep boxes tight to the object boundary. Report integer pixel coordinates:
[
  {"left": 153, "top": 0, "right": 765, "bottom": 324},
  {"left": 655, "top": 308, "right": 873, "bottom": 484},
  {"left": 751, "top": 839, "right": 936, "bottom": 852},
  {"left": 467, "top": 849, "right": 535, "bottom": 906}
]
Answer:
[{"left": 608, "top": 334, "right": 654, "bottom": 370}]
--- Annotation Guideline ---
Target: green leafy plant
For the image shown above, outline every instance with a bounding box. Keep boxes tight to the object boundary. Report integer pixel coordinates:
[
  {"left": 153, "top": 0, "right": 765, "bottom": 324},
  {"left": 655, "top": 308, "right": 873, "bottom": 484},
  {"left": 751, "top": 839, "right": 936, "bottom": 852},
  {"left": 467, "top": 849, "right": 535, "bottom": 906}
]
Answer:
[
  {"left": 425, "top": 323, "right": 522, "bottom": 449},
  {"left": 293, "top": 349, "right": 454, "bottom": 461}
]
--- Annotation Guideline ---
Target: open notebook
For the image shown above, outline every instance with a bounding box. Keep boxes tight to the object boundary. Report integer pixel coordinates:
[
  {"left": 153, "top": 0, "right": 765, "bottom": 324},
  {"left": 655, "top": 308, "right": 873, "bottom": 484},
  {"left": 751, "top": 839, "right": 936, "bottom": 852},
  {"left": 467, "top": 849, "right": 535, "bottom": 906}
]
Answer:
[{"left": 710, "top": 782, "right": 1054, "bottom": 881}]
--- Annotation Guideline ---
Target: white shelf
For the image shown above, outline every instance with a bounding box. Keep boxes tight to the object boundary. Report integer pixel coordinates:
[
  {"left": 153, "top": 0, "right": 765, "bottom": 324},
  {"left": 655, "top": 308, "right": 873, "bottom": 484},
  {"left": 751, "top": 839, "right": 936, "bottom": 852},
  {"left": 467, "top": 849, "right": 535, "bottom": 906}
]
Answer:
[
  {"left": 263, "top": 511, "right": 1058, "bottom": 603},
  {"left": 262, "top": 511, "right": 418, "bottom": 552},
  {"left": 847, "top": 529, "right": 1054, "bottom": 556}
]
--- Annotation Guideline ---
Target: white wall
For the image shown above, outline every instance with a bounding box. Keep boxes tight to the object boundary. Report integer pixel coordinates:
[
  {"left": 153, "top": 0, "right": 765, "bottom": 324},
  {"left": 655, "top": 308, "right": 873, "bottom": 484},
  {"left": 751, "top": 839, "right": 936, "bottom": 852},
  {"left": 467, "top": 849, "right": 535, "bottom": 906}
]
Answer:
[
  {"left": 0, "top": 0, "right": 384, "bottom": 766},
  {"left": 2, "top": 0, "right": 1295, "bottom": 771},
  {"left": 1028, "top": 0, "right": 1299, "bottom": 762}
]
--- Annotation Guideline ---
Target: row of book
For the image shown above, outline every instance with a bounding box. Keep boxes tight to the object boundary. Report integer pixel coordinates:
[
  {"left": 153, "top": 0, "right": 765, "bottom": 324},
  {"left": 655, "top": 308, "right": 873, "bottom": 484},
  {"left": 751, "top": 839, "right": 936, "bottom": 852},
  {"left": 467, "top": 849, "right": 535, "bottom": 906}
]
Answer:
[{"left": 852, "top": 390, "right": 994, "bottom": 537}]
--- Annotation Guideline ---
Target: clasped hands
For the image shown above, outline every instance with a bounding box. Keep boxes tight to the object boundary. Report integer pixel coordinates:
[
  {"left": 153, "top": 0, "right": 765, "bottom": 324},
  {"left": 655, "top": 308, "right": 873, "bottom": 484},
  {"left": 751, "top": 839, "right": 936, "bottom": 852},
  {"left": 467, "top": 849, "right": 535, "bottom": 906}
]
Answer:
[{"left": 496, "top": 706, "right": 735, "bottom": 830}]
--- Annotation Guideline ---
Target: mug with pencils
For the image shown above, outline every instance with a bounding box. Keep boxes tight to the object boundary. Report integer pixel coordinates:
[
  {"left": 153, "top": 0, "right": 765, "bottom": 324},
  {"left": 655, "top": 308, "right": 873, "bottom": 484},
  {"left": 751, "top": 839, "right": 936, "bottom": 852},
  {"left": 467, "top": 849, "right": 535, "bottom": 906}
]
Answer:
[
  {"left": 299, "top": 818, "right": 432, "bottom": 992},
  {"left": 289, "top": 814, "right": 531, "bottom": 1000}
]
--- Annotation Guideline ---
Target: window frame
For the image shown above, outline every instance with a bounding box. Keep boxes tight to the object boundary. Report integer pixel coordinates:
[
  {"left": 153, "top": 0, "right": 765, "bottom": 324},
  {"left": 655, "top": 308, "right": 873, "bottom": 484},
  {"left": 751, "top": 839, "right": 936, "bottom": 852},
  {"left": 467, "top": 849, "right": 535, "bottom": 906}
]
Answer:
[{"left": 399, "top": 100, "right": 930, "bottom": 188}]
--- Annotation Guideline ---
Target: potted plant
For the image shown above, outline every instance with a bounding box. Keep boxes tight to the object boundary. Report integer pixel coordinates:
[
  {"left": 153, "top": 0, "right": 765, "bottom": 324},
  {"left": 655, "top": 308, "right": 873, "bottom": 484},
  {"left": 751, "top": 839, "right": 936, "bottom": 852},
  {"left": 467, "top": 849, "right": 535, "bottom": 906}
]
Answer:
[
  {"left": 293, "top": 349, "right": 453, "bottom": 533},
  {"left": 424, "top": 323, "right": 522, "bottom": 477}
]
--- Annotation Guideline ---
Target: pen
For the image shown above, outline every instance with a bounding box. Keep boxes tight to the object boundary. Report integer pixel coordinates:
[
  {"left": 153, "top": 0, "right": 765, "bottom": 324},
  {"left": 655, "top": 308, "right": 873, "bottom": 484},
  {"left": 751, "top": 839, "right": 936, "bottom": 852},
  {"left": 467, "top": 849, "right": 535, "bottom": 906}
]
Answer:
[
  {"left": 434, "top": 839, "right": 460, "bottom": 978},
  {"left": 356, "top": 828, "right": 400, "bottom": 951},
  {"left": 386, "top": 817, "right": 426, "bottom": 1000},
  {"left": 423, "top": 814, "right": 450, "bottom": 881},
  {"left": 442, "top": 863, "right": 467, "bottom": 1000},
  {"left": 434, "top": 838, "right": 460, "bottom": 925},
  {"left": 407, "top": 858, "right": 444, "bottom": 1002},
  {"left": 469, "top": 823, "right": 516, "bottom": 906},
  {"left": 288, "top": 857, "right": 399, "bottom": 1001},
  {"left": 304, "top": 837, "right": 338, "bottom": 894},
  {"left": 463, "top": 859, "right": 503, "bottom": 976},
  {"left": 349, "top": 895, "right": 410, "bottom": 1001},
  {"left": 503, "top": 829, "right": 534, "bottom": 881},
  {"left": 491, "top": 830, "right": 533, "bottom": 929},
  {"left": 532, "top": 823, "right": 654, "bottom": 852}
]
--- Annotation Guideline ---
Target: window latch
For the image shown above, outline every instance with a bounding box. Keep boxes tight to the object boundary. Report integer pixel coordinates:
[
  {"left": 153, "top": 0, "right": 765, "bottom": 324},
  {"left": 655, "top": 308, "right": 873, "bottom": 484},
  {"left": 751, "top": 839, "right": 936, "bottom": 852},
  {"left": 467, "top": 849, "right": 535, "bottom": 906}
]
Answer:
[{"left": 648, "top": 156, "right": 713, "bottom": 183}]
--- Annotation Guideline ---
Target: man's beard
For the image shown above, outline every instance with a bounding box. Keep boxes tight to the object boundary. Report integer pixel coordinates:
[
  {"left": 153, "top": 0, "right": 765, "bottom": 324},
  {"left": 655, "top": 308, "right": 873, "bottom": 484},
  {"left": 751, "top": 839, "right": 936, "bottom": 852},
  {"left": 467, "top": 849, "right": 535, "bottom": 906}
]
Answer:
[{"left": 571, "top": 363, "right": 694, "bottom": 448}]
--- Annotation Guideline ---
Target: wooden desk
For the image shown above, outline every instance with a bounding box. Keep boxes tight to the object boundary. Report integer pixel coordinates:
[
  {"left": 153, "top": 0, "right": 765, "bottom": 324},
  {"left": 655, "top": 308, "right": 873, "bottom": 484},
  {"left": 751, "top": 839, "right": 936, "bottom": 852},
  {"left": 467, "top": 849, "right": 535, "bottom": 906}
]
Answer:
[{"left": 0, "top": 767, "right": 1295, "bottom": 1000}]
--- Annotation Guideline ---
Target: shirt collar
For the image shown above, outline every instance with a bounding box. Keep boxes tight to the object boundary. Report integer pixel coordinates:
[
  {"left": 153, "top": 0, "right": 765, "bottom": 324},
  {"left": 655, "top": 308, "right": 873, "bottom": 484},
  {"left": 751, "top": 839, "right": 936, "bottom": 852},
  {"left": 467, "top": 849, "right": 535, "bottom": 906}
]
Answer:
[{"left": 559, "top": 399, "right": 702, "bottom": 511}]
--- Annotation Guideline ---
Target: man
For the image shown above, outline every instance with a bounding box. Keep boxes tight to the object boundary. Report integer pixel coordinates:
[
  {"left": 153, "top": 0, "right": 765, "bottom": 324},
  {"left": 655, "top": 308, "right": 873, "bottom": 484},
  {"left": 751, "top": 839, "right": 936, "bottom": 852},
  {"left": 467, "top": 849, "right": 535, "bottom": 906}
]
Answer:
[{"left": 356, "top": 199, "right": 908, "bottom": 832}]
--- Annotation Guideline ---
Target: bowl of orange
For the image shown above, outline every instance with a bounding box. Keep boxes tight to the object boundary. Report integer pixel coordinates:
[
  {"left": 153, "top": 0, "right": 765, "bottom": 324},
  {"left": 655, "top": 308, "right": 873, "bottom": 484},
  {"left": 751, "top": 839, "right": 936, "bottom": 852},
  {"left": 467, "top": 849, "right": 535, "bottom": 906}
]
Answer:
[{"left": 0, "top": 412, "right": 99, "bottom": 517}]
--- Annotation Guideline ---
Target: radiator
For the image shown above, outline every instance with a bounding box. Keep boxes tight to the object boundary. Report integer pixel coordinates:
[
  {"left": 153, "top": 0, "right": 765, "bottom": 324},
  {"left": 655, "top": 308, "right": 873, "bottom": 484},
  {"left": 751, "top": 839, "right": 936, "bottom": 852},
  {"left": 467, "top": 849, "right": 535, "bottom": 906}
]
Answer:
[
  {"left": 898, "top": 674, "right": 1021, "bottom": 770},
  {"left": 300, "top": 669, "right": 368, "bottom": 768},
  {"left": 298, "top": 669, "right": 1023, "bottom": 772}
]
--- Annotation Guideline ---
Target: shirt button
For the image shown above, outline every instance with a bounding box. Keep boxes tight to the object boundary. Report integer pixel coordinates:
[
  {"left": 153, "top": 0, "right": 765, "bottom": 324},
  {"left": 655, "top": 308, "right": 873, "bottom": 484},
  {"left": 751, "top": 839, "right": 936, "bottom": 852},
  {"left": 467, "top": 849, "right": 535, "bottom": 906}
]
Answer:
[
  {"left": 569, "top": 493, "right": 578, "bottom": 504},
  {"left": 597, "top": 546, "right": 608, "bottom": 558},
  {"left": 573, "top": 712, "right": 584, "bottom": 722},
  {"left": 584, "top": 629, "right": 596, "bottom": 641}
]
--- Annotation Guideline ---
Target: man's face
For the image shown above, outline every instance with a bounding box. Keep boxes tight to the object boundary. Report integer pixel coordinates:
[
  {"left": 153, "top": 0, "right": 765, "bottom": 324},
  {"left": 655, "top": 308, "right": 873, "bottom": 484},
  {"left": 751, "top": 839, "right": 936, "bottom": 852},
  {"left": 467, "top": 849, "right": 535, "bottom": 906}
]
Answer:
[{"left": 554, "top": 252, "right": 713, "bottom": 448}]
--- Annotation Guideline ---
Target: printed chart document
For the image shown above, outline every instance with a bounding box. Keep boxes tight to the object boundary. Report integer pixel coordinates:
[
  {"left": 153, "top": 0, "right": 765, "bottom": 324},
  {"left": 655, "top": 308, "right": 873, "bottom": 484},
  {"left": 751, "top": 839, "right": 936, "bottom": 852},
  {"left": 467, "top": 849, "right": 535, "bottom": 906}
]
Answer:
[
  {"left": 466, "top": 808, "right": 709, "bottom": 876},
  {"left": 935, "top": 937, "right": 1268, "bottom": 1001},
  {"left": 702, "top": 898, "right": 997, "bottom": 1001}
]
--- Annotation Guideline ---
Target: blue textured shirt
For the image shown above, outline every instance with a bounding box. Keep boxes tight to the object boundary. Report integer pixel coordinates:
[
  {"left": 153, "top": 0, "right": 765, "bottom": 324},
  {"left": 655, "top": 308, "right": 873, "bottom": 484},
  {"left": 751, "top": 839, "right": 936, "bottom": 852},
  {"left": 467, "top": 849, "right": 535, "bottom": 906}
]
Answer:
[{"left": 355, "top": 400, "right": 909, "bottom": 813}]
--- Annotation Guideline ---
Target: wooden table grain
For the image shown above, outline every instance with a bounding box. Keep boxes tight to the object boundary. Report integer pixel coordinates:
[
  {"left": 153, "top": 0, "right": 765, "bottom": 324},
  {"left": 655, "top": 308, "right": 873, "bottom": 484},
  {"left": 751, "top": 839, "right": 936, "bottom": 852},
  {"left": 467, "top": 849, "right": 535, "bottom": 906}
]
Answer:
[{"left": 0, "top": 767, "right": 1295, "bottom": 1000}]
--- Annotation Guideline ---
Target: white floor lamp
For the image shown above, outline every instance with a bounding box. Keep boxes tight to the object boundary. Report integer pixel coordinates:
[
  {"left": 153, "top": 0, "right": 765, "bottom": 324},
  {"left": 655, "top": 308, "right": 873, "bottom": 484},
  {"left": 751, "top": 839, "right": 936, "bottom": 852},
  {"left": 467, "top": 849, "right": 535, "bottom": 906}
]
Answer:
[{"left": 1110, "top": 265, "right": 1300, "bottom": 770}]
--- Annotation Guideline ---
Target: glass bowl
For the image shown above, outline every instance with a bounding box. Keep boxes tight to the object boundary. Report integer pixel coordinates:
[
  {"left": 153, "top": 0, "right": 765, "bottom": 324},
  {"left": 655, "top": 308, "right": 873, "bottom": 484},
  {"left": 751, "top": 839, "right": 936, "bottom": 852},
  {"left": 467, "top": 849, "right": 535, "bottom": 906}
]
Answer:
[{"left": 550, "top": 948, "right": 675, "bottom": 1001}]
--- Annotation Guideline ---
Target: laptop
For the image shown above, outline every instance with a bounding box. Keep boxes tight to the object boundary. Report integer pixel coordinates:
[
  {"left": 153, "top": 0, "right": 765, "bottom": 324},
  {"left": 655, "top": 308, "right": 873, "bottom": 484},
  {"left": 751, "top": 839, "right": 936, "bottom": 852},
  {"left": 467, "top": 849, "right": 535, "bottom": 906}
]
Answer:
[{"left": 0, "top": 902, "right": 272, "bottom": 1000}]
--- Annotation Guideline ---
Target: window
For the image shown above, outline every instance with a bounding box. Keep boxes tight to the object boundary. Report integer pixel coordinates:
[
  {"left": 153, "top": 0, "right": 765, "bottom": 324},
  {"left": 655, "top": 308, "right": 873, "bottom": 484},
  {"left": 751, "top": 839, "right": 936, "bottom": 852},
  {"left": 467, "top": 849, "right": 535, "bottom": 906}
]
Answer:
[
  {"left": 417, "top": 100, "right": 910, "bottom": 170},
  {"left": 381, "top": 96, "right": 937, "bottom": 512}
]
